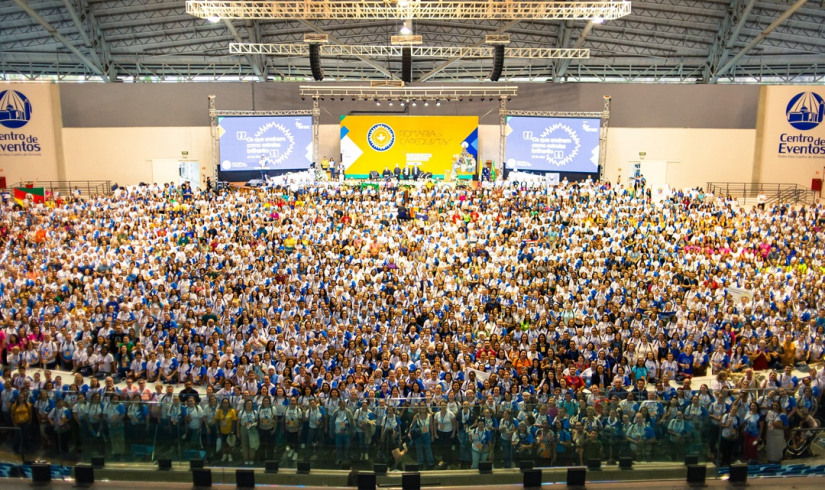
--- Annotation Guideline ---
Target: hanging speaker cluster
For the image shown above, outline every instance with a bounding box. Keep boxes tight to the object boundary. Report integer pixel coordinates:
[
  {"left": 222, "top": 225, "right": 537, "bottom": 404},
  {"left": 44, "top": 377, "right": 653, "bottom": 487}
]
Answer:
[
  {"left": 309, "top": 44, "right": 324, "bottom": 81},
  {"left": 401, "top": 47, "right": 412, "bottom": 83},
  {"left": 490, "top": 45, "right": 505, "bottom": 82}
]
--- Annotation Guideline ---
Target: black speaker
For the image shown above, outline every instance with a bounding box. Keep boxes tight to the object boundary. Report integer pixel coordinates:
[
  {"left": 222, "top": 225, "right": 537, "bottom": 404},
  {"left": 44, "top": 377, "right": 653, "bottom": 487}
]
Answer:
[
  {"left": 729, "top": 464, "right": 748, "bottom": 486},
  {"left": 478, "top": 461, "right": 492, "bottom": 474},
  {"left": 31, "top": 463, "right": 51, "bottom": 486},
  {"left": 523, "top": 469, "right": 542, "bottom": 489},
  {"left": 373, "top": 463, "right": 388, "bottom": 475},
  {"left": 567, "top": 467, "right": 586, "bottom": 488},
  {"left": 618, "top": 457, "right": 633, "bottom": 470},
  {"left": 75, "top": 464, "right": 94, "bottom": 487},
  {"left": 404, "top": 463, "right": 419, "bottom": 472},
  {"left": 686, "top": 464, "right": 706, "bottom": 487},
  {"left": 519, "top": 460, "right": 533, "bottom": 471},
  {"left": 401, "top": 47, "right": 412, "bottom": 83},
  {"left": 684, "top": 454, "right": 699, "bottom": 466},
  {"left": 357, "top": 472, "right": 377, "bottom": 490},
  {"left": 490, "top": 45, "right": 505, "bottom": 82},
  {"left": 192, "top": 468, "right": 212, "bottom": 488},
  {"left": 297, "top": 461, "right": 311, "bottom": 474},
  {"left": 587, "top": 458, "right": 601, "bottom": 471},
  {"left": 264, "top": 461, "right": 279, "bottom": 473},
  {"left": 158, "top": 459, "right": 172, "bottom": 471},
  {"left": 402, "top": 472, "right": 420, "bottom": 490},
  {"left": 91, "top": 457, "right": 104, "bottom": 469},
  {"left": 309, "top": 44, "right": 324, "bottom": 81},
  {"left": 236, "top": 469, "right": 255, "bottom": 489},
  {"left": 190, "top": 459, "right": 205, "bottom": 470}
]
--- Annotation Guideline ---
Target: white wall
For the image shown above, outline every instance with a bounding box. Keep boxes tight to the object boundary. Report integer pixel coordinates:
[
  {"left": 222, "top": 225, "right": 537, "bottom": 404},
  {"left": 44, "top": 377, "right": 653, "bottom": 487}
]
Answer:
[
  {"left": 61, "top": 127, "right": 213, "bottom": 187},
  {"left": 603, "top": 128, "right": 756, "bottom": 190}
]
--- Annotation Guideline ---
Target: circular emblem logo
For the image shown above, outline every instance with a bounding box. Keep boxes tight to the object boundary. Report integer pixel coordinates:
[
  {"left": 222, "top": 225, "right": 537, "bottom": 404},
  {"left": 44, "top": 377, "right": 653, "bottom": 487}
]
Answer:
[
  {"left": 367, "top": 123, "right": 395, "bottom": 152},
  {"left": 0, "top": 90, "right": 33, "bottom": 129},
  {"left": 539, "top": 123, "right": 581, "bottom": 167},
  {"left": 786, "top": 92, "right": 824, "bottom": 131}
]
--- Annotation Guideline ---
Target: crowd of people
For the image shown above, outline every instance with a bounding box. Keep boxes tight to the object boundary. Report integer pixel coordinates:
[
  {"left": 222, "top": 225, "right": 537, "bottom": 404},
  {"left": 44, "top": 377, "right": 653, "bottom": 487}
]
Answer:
[{"left": 0, "top": 177, "right": 824, "bottom": 470}]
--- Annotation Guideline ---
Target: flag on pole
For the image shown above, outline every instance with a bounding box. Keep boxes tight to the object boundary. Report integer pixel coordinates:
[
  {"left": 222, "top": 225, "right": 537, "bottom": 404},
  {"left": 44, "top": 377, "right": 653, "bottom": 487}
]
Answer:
[{"left": 14, "top": 187, "right": 45, "bottom": 206}]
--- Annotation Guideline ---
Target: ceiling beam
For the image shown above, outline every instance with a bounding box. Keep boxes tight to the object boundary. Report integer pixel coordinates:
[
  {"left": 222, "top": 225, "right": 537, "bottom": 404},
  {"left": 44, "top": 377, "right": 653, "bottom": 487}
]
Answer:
[
  {"left": 554, "top": 20, "right": 596, "bottom": 80},
  {"left": 417, "top": 19, "right": 520, "bottom": 82},
  {"left": 223, "top": 19, "right": 267, "bottom": 81},
  {"left": 713, "top": 0, "right": 810, "bottom": 81},
  {"left": 11, "top": 0, "right": 107, "bottom": 79},
  {"left": 80, "top": 0, "right": 117, "bottom": 81},
  {"left": 298, "top": 19, "right": 396, "bottom": 80}
]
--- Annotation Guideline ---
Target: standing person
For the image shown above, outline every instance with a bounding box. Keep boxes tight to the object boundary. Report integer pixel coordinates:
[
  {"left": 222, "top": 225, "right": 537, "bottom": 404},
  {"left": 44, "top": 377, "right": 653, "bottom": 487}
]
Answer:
[
  {"left": 184, "top": 396, "right": 205, "bottom": 451},
  {"left": 667, "top": 411, "right": 689, "bottom": 462},
  {"left": 765, "top": 400, "right": 789, "bottom": 463},
  {"left": 338, "top": 159, "right": 346, "bottom": 183},
  {"left": 354, "top": 400, "right": 376, "bottom": 462},
  {"left": 104, "top": 394, "right": 127, "bottom": 460},
  {"left": 237, "top": 399, "right": 258, "bottom": 466},
  {"left": 433, "top": 401, "right": 456, "bottom": 467},
  {"left": 48, "top": 398, "right": 72, "bottom": 455},
  {"left": 304, "top": 398, "right": 326, "bottom": 458},
  {"left": 741, "top": 401, "right": 763, "bottom": 463},
  {"left": 718, "top": 400, "right": 742, "bottom": 467},
  {"left": 468, "top": 418, "right": 491, "bottom": 469},
  {"left": 215, "top": 398, "right": 237, "bottom": 463},
  {"left": 284, "top": 397, "right": 303, "bottom": 462},
  {"left": 409, "top": 406, "right": 435, "bottom": 469},
  {"left": 498, "top": 410, "right": 516, "bottom": 468},
  {"left": 331, "top": 400, "right": 354, "bottom": 467},
  {"left": 11, "top": 390, "right": 33, "bottom": 456},
  {"left": 202, "top": 396, "right": 220, "bottom": 461},
  {"left": 257, "top": 396, "right": 276, "bottom": 462}
]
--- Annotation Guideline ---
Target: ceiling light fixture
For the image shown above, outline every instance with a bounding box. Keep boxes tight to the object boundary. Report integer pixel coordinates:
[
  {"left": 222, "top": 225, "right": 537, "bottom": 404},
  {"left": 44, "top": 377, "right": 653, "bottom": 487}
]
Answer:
[
  {"left": 206, "top": 15, "right": 221, "bottom": 23},
  {"left": 592, "top": 16, "right": 605, "bottom": 24},
  {"left": 399, "top": 20, "right": 412, "bottom": 36}
]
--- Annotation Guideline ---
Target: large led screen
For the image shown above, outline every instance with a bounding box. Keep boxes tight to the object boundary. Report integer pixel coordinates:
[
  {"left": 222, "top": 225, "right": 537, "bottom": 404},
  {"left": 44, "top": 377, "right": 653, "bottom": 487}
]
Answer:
[
  {"left": 218, "top": 116, "right": 313, "bottom": 172},
  {"left": 505, "top": 116, "right": 600, "bottom": 173}
]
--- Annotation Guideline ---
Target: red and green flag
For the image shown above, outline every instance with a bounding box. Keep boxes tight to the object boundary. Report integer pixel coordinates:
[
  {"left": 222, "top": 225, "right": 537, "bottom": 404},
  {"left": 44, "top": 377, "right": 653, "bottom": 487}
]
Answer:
[{"left": 14, "top": 187, "right": 45, "bottom": 206}]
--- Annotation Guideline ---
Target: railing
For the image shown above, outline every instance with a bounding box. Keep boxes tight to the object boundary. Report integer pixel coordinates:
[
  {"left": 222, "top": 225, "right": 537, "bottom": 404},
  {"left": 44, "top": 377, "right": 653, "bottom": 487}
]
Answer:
[
  {"left": 11, "top": 180, "right": 112, "bottom": 197},
  {"left": 706, "top": 182, "right": 819, "bottom": 206}
]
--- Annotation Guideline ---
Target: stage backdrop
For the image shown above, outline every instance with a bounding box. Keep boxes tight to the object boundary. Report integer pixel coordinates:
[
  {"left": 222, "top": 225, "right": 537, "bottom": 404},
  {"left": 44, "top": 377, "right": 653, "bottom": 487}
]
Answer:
[
  {"left": 217, "top": 115, "right": 312, "bottom": 181},
  {"left": 505, "top": 116, "right": 600, "bottom": 173},
  {"left": 340, "top": 115, "right": 478, "bottom": 178},
  {"left": 754, "top": 86, "right": 825, "bottom": 187}
]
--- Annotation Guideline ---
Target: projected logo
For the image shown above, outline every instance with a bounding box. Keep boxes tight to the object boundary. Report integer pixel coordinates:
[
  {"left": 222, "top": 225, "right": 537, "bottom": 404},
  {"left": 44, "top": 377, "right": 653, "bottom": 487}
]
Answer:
[
  {"left": 786, "top": 92, "right": 824, "bottom": 131},
  {"left": 523, "top": 123, "right": 581, "bottom": 167},
  {"left": 0, "top": 90, "right": 32, "bottom": 129},
  {"left": 367, "top": 123, "right": 395, "bottom": 152}
]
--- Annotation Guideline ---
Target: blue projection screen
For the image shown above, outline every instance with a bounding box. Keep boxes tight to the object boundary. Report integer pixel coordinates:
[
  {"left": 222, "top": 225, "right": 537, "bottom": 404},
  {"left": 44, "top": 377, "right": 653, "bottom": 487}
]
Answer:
[
  {"left": 218, "top": 116, "right": 313, "bottom": 172},
  {"left": 505, "top": 116, "right": 601, "bottom": 173}
]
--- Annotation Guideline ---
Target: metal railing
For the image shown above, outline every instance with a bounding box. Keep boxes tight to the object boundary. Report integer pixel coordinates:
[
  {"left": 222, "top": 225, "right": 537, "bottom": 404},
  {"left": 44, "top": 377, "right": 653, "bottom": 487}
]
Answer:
[
  {"left": 11, "top": 180, "right": 112, "bottom": 197},
  {"left": 706, "top": 182, "right": 819, "bottom": 206}
]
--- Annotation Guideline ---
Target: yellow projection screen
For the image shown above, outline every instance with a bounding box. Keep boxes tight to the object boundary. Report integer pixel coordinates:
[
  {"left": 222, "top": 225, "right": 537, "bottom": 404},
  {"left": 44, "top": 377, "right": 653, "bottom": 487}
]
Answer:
[{"left": 340, "top": 115, "right": 479, "bottom": 178}]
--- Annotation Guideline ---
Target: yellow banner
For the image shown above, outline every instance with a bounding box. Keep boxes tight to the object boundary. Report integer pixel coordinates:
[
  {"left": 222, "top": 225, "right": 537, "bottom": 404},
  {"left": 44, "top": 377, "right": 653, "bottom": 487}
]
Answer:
[{"left": 339, "top": 116, "right": 478, "bottom": 178}]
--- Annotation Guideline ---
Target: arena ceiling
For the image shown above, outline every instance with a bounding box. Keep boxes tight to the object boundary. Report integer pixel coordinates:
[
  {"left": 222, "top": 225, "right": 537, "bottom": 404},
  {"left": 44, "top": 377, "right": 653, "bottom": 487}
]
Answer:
[{"left": 1, "top": 0, "right": 825, "bottom": 84}]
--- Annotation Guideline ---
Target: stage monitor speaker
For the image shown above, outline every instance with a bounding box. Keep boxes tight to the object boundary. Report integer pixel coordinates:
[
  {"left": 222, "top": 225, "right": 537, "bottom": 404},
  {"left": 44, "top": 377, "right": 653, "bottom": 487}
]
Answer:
[
  {"left": 587, "top": 458, "right": 601, "bottom": 471},
  {"left": 478, "top": 461, "right": 492, "bottom": 474},
  {"left": 75, "top": 464, "right": 94, "bottom": 487},
  {"left": 618, "top": 457, "right": 633, "bottom": 470},
  {"left": 357, "top": 472, "right": 377, "bottom": 490},
  {"left": 490, "top": 45, "right": 505, "bottom": 82},
  {"left": 402, "top": 472, "right": 420, "bottom": 490},
  {"left": 373, "top": 463, "right": 388, "bottom": 475},
  {"left": 686, "top": 464, "right": 706, "bottom": 487},
  {"left": 91, "top": 457, "right": 104, "bottom": 469},
  {"left": 297, "top": 461, "right": 311, "bottom": 474},
  {"left": 404, "top": 464, "right": 419, "bottom": 473},
  {"left": 190, "top": 459, "right": 205, "bottom": 470},
  {"left": 309, "top": 44, "right": 324, "bottom": 81},
  {"left": 729, "top": 464, "right": 748, "bottom": 486},
  {"left": 523, "top": 469, "right": 541, "bottom": 489},
  {"left": 567, "top": 467, "right": 586, "bottom": 488},
  {"left": 158, "top": 459, "right": 172, "bottom": 471},
  {"left": 684, "top": 454, "right": 699, "bottom": 466},
  {"left": 402, "top": 47, "right": 412, "bottom": 83},
  {"left": 264, "top": 461, "right": 279, "bottom": 473},
  {"left": 31, "top": 463, "right": 51, "bottom": 486},
  {"left": 236, "top": 469, "right": 255, "bottom": 489},
  {"left": 192, "top": 468, "right": 212, "bottom": 488}
]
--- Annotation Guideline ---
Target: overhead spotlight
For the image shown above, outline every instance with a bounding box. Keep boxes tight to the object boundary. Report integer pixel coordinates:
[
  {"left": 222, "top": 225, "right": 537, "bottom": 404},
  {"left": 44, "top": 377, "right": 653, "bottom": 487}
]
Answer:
[
  {"left": 469, "top": 97, "right": 473, "bottom": 101},
  {"left": 320, "top": 96, "right": 324, "bottom": 101},
  {"left": 399, "top": 20, "right": 412, "bottom": 36},
  {"left": 424, "top": 101, "right": 429, "bottom": 107},
  {"left": 459, "top": 97, "right": 463, "bottom": 102},
  {"left": 376, "top": 100, "right": 381, "bottom": 106},
  {"left": 340, "top": 96, "right": 345, "bottom": 101},
  {"left": 592, "top": 16, "right": 605, "bottom": 24},
  {"left": 301, "top": 96, "right": 305, "bottom": 101},
  {"left": 206, "top": 15, "right": 221, "bottom": 23},
  {"left": 480, "top": 97, "right": 485, "bottom": 102},
  {"left": 389, "top": 101, "right": 393, "bottom": 106},
  {"left": 412, "top": 101, "right": 417, "bottom": 106},
  {"left": 352, "top": 96, "right": 356, "bottom": 101},
  {"left": 436, "top": 101, "right": 441, "bottom": 107},
  {"left": 446, "top": 97, "right": 451, "bottom": 102},
  {"left": 401, "top": 101, "right": 405, "bottom": 107}
]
